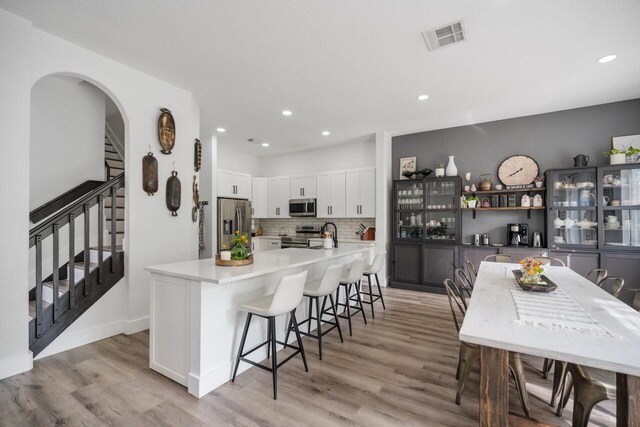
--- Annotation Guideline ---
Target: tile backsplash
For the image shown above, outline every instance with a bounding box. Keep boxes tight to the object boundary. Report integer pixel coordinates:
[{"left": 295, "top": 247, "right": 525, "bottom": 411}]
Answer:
[{"left": 254, "top": 218, "right": 375, "bottom": 240}]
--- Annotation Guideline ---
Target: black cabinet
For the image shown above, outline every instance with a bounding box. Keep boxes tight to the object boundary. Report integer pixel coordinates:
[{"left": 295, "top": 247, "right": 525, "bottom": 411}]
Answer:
[
  {"left": 422, "top": 245, "right": 458, "bottom": 292},
  {"left": 392, "top": 244, "right": 422, "bottom": 287},
  {"left": 549, "top": 250, "right": 600, "bottom": 279},
  {"left": 459, "top": 246, "right": 498, "bottom": 269}
]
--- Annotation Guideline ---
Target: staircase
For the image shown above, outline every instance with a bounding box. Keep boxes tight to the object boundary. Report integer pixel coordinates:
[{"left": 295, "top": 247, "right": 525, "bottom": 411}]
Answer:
[
  {"left": 104, "top": 134, "right": 125, "bottom": 246},
  {"left": 28, "top": 159, "right": 125, "bottom": 356}
]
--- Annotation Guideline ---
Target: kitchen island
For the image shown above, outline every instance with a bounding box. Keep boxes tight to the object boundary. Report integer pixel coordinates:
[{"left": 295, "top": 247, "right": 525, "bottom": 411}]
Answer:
[{"left": 145, "top": 245, "right": 372, "bottom": 397}]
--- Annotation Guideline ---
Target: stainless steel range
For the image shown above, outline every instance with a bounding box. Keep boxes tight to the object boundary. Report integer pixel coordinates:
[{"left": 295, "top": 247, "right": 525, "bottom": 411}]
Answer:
[{"left": 281, "top": 225, "right": 323, "bottom": 249}]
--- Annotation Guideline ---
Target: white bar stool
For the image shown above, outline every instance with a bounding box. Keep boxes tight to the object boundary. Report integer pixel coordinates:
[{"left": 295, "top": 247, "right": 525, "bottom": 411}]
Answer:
[
  {"left": 231, "top": 270, "right": 308, "bottom": 400},
  {"left": 355, "top": 251, "right": 386, "bottom": 319},
  {"left": 334, "top": 257, "right": 367, "bottom": 336},
  {"left": 285, "top": 264, "right": 344, "bottom": 360}
]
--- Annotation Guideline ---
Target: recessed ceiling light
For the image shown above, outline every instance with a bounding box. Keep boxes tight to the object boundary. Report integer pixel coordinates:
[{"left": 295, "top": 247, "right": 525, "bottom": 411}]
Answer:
[
  {"left": 261, "top": 142, "right": 270, "bottom": 147},
  {"left": 417, "top": 94, "right": 429, "bottom": 101},
  {"left": 216, "top": 127, "right": 226, "bottom": 133},
  {"left": 282, "top": 110, "right": 292, "bottom": 116},
  {"left": 597, "top": 54, "right": 617, "bottom": 63},
  {"left": 322, "top": 131, "right": 330, "bottom": 136}
]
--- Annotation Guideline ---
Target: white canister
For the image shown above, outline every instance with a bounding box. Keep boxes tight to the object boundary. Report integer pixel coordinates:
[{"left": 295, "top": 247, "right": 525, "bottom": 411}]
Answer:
[{"left": 521, "top": 194, "right": 531, "bottom": 207}]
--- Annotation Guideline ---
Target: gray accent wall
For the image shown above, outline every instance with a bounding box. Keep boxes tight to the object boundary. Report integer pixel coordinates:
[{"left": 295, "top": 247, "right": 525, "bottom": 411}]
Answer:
[{"left": 392, "top": 99, "right": 640, "bottom": 245}]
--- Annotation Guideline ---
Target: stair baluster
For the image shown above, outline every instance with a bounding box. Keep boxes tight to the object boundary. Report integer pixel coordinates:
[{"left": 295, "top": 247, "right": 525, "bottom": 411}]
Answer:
[
  {"left": 68, "top": 213, "right": 76, "bottom": 308},
  {"left": 83, "top": 203, "right": 90, "bottom": 296},
  {"left": 52, "top": 223, "right": 60, "bottom": 322},
  {"left": 35, "top": 235, "right": 43, "bottom": 338},
  {"left": 110, "top": 187, "right": 117, "bottom": 272},
  {"left": 98, "top": 195, "right": 104, "bottom": 284}
]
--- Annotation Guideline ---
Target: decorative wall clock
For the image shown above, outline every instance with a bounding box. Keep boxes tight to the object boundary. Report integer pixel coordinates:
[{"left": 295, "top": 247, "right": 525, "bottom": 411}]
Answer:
[
  {"left": 158, "top": 108, "right": 176, "bottom": 154},
  {"left": 497, "top": 155, "right": 540, "bottom": 186}
]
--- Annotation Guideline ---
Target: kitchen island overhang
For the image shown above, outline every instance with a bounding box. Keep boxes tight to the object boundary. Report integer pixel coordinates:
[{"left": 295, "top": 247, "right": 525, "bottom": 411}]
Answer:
[{"left": 145, "top": 245, "right": 373, "bottom": 398}]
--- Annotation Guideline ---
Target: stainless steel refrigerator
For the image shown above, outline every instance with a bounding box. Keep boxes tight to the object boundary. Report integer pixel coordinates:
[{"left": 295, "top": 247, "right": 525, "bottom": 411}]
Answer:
[{"left": 217, "top": 198, "right": 252, "bottom": 254}]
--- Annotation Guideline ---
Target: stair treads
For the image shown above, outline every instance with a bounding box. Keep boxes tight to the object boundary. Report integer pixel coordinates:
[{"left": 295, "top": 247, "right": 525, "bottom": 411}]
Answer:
[
  {"left": 28, "top": 300, "right": 50, "bottom": 319},
  {"left": 74, "top": 262, "right": 99, "bottom": 271},
  {"left": 43, "top": 279, "right": 71, "bottom": 294}
]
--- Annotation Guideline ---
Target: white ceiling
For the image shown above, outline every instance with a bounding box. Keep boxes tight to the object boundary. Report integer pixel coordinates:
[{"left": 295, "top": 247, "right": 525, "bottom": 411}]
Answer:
[{"left": 2, "top": 0, "right": 640, "bottom": 157}]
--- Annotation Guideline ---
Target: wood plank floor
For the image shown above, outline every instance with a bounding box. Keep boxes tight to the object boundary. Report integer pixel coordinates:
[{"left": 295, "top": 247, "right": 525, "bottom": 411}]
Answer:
[{"left": 0, "top": 288, "right": 616, "bottom": 426}]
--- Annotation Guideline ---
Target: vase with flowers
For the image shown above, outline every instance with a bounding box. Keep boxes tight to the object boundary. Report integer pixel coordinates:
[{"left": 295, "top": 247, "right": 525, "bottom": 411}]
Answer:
[
  {"left": 227, "top": 230, "right": 249, "bottom": 260},
  {"left": 518, "top": 258, "right": 544, "bottom": 285}
]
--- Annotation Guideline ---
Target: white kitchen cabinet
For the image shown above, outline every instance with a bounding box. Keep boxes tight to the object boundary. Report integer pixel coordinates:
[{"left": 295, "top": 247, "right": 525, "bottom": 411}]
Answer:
[
  {"left": 290, "top": 174, "right": 316, "bottom": 198},
  {"left": 218, "top": 169, "right": 251, "bottom": 199},
  {"left": 317, "top": 170, "right": 346, "bottom": 218},
  {"left": 345, "top": 167, "right": 375, "bottom": 218},
  {"left": 251, "top": 177, "right": 268, "bottom": 218},
  {"left": 267, "top": 176, "right": 291, "bottom": 218},
  {"left": 259, "top": 237, "right": 282, "bottom": 251}
]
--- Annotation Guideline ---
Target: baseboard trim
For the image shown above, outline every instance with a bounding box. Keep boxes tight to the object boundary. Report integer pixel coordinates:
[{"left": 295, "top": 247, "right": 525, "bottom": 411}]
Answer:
[
  {"left": 124, "top": 316, "right": 149, "bottom": 335},
  {"left": 0, "top": 351, "right": 33, "bottom": 380},
  {"left": 35, "top": 320, "right": 123, "bottom": 360}
]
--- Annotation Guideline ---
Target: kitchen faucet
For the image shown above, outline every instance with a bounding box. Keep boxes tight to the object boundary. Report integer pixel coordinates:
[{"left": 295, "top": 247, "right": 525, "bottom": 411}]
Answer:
[{"left": 321, "top": 222, "right": 338, "bottom": 248}]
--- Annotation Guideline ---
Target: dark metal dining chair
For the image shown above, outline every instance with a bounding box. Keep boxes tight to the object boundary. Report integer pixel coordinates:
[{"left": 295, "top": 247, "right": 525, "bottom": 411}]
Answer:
[
  {"left": 454, "top": 268, "right": 473, "bottom": 301},
  {"left": 484, "top": 254, "right": 513, "bottom": 263},
  {"left": 598, "top": 277, "right": 624, "bottom": 297},
  {"left": 465, "top": 260, "right": 477, "bottom": 282},
  {"left": 443, "top": 279, "right": 531, "bottom": 417},
  {"left": 585, "top": 268, "right": 608, "bottom": 286},
  {"left": 533, "top": 256, "right": 566, "bottom": 267}
]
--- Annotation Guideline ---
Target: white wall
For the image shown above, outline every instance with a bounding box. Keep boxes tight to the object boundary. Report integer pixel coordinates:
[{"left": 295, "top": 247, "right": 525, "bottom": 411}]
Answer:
[
  {"left": 0, "top": 9, "right": 33, "bottom": 379},
  {"left": 258, "top": 137, "right": 375, "bottom": 177},
  {"left": 217, "top": 145, "right": 261, "bottom": 175},
  {"left": 0, "top": 8, "right": 202, "bottom": 376},
  {"left": 30, "top": 76, "right": 106, "bottom": 210}
]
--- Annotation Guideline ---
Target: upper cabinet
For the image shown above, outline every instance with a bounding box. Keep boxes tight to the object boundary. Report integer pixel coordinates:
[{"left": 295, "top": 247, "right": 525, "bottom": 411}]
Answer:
[
  {"left": 346, "top": 167, "right": 376, "bottom": 217},
  {"left": 317, "top": 170, "right": 346, "bottom": 218},
  {"left": 218, "top": 169, "right": 251, "bottom": 199},
  {"left": 267, "top": 176, "right": 291, "bottom": 218},
  {"left": 252, "top": 177, "right": 268, "bottom": 218},
  {"left": 290, "top": 174, "right": 316, "bottom": 198}
]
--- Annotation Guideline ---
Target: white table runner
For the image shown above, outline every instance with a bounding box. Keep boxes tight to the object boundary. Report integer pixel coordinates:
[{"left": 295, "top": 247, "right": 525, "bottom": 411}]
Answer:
[{"left": 505, "top": 271, "right": 620, "bottom": 339}]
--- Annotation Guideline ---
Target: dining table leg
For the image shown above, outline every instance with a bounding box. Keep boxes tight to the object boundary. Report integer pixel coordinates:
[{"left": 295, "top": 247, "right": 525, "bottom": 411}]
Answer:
[
  {"left": 479, "top": 345, "right": 509, "bottom": 427},
  {"left": 617, "top": 373, "right": 640, "bottom": 427}
]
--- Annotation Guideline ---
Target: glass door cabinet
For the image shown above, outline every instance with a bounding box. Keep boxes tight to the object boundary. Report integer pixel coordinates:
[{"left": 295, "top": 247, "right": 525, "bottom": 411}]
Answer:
[
  {"left": 598, "top": 164, "right": 640, "bottom": 250},
  {"left": 547, "top": 167, "right": 598, "bottom": 249},
  {"left": 394, "top": 179, "right": 424, "bottom": 241},
  {"left": 423, "top": 176, "right": 461, "bottom": 243}
]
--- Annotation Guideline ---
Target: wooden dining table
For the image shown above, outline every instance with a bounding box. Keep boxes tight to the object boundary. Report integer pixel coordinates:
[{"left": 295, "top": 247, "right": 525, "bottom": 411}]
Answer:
[{"left": 459, "top": 261, "right": 640, "bottom": 426}]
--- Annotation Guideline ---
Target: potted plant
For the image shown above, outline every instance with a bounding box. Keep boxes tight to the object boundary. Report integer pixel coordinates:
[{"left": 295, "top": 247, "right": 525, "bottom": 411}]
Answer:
[
  {"left": 229, "top": 230, "right": 249, "bottom": 260},
  {"left": 519, "top": 258, "right": 544, "bottom": 285},
  {"left": 604, "top": 148, "right": 626, "bottom": 165},
  {"left": 626, "top": 146, "right": 640, "bottom": 163},
  {"left": 533, "top": 176, "right": 544, "bottom": 188},
  {"left": 465, "top": 195, "right": 480, "bottom": 209},
  {"left": 434, "top": 162, "right": 445, "bottom": 177}
]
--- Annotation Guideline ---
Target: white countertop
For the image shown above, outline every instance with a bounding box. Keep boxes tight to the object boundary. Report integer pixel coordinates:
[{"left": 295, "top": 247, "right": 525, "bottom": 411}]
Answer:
[
  {"left": 145, "top": 245, "right": 372, "bottom": 284},
  {"left": 460, "top": 262, "right": 640, "bottom": 376}
]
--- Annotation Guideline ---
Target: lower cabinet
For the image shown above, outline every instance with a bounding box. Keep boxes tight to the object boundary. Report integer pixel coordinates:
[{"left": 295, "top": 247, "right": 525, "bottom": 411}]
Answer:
[
  {"left": 392, "top": 244, "right": 422, "bottom": 287},
  {"left": 460, "top": 247, "right": 498, "bottom": 271},
  {"left": 549, "top": 251, "right": 600, "bottom": 279},
  {"left": 422, "top": 245, "right": 458, "bottom": 292},
  {"left": 601, "top": 253, "right": 640, "bottom": 306}
]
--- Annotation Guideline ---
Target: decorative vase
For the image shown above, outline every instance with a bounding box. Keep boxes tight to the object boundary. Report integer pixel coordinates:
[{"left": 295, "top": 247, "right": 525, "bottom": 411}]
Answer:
[
  {"left": 521, "top": 272, "right": 542, "bottom": 285},
  {"left": 467, "top": 200, "right": 477, "bottom": 208},
  {"left": 610, "top": 153, "right": 626, "bottom": 165},
  {"left": 435, "top": 167, "right": 445, "bottom": 177},
  {"left": 445, "top": 156, "right": 458, "bottom": 177},
  {"left": 535, "top": 181, "right": 543, "bottom": 188},
  {"left": 231, "top": 243, "right": 248, "bottom": 260}
]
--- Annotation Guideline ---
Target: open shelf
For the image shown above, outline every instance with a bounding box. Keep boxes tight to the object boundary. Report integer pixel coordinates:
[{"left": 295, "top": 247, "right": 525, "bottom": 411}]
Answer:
[
  {"left": 463, "top": 206, "right": 545, "bottom": 219},
  {"left": 462, "top": 187, "right": 545, "bottom": 196}
]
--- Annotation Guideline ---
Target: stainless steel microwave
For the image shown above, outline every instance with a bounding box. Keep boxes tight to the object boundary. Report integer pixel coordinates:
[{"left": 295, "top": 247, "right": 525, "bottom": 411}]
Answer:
[{"left": 288, "top": 198, "right": 317, "bottom": 217}]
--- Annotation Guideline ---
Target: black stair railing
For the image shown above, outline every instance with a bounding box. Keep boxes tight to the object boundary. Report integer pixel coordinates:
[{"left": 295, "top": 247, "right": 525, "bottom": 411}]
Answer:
[{"left": 29, "top": 172, "right": 124, "bottom": 338}]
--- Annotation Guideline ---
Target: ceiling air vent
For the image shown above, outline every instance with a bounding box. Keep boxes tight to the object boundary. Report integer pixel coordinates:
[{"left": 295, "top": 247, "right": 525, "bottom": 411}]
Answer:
[{"left": 422, "top": 21, "right": 466, "bottom": 51}]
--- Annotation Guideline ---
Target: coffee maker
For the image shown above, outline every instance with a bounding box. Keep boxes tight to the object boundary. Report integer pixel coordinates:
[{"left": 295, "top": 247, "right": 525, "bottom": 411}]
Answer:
[{"left": 507, "top": 223, "right": 529, "bottom": 246}]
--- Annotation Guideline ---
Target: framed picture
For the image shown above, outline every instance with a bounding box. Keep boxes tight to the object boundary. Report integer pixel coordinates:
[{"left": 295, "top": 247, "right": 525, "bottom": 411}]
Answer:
[
  {"left": 399, "top": 157, "right": 416, "bottom": 180},
  {"left": 612, "top": 134, "right": 640, "bottom": 151}
]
